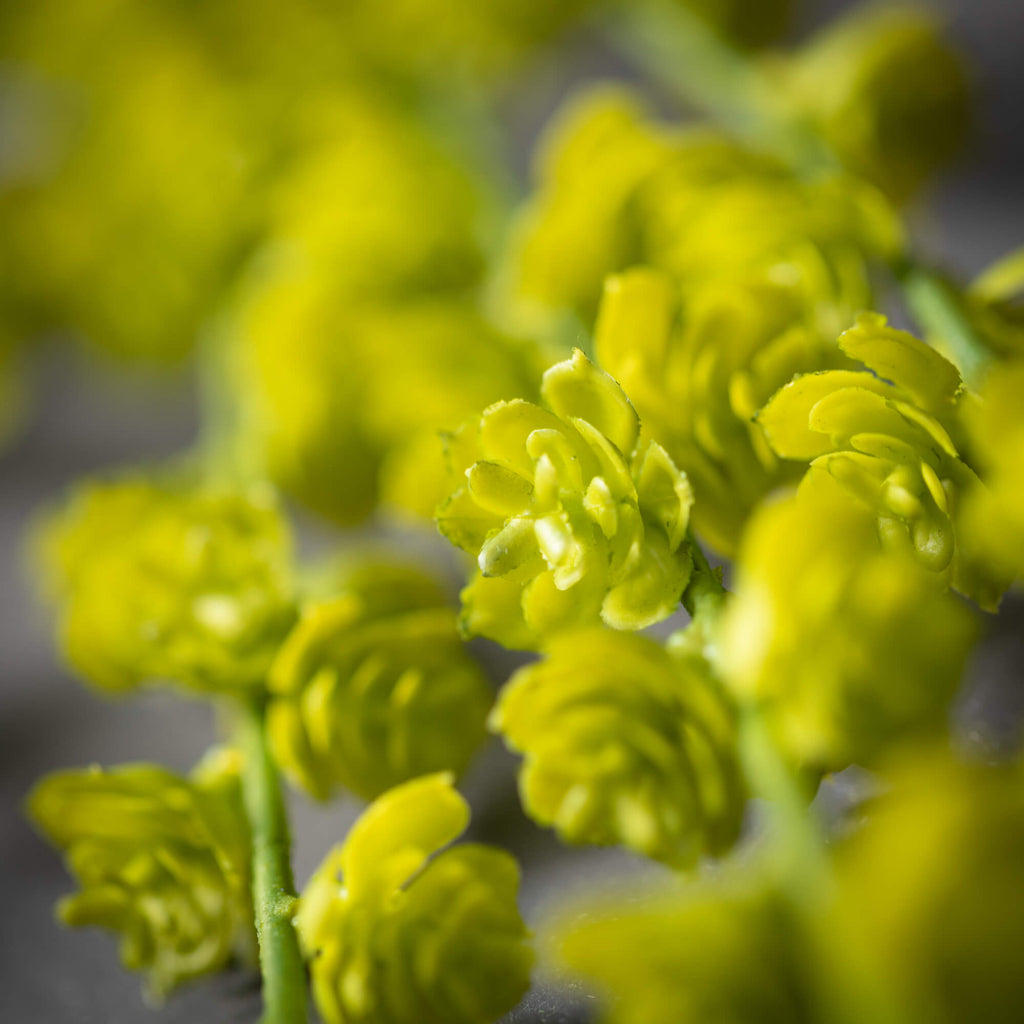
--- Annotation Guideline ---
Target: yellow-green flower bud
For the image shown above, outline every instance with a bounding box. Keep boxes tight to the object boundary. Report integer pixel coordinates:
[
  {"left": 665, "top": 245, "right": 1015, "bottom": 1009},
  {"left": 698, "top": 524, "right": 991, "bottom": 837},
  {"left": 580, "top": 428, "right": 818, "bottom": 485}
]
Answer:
[
  {"left": 266, "top": 563, "right": 492, "bottom": 801},
  {"left": 493, "top": 627, "right": 745, "bottom": 867},
  {"left": 297, "top": 774, "right": 533, "bottom": 1024},
  {"left": 554, "top": 873, "right": 814, "bottom": 1024},
  {"left": 718, "top": 487, "right": 976, "bottom": 770},
  {"left": 27, "top": 750, "right": 254, "bottom": 1000},
  {"left": 829, "top": 751, "right": 1024, "bottom": 1024},
  {"left": 437, "top": 349, "right": 695, "bottom": 649},
  {"left": 595, "top": 267, "right": 844, "bottom": 554},
  {"left": 960, "top": 359, "right": 1024, "bottom": 583},
  {"left": 35, "top": 477, "right": 295, "bottom": 694},
  {"left": 504, "top": 85, "right": 902, "bottom": 335},
  {"left": 758, "top": 313, "right": 1005, "bottom": 608},
  {"left": 777, "top": 6, "right": 970, "bottom": 201}
]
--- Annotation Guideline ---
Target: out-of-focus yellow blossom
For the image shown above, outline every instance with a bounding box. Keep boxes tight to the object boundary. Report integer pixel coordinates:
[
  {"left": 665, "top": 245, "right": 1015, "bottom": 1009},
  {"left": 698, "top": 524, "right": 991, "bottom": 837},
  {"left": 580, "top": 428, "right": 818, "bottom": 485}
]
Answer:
[
  {"left": 296, "top": 773, "right": 532, "bottom": 1024},
  {"left": 437, "top": 349, "right": 695, "bottom": 650},
  {"left": 228, "top": 274, "right": 540, "bottom": 524},
  {"left": 718, "top": 487, "right": 976, "bottom": 770},
  {"left": 554, "top": 872, "right": 816, "bottom": 1024},
  {"left": 775, "top": 6, "right": 970, "bottom": 202},
  {"left": 266, "top": 561, "right": 491, "bottom": 802},
  {"left": 0, "top": 0, "right": 260, "bottom": 363},
  {"left": 595, "top": 267, "right": 845, "bottom": 554},
  {"left": 827, "top": 751, "right": 1024, "bottom": 1024},
  {"left": 960, "top": 359, "right": 1024, "bottom": 583},
  {"left": 964, "top": 247, "right": 1024, "bottom": 357},
  {"left": 493, "top": 627, "right": 744, "bottom": 867},
  {"left": 27, "top": 749, "right": 254, "bottom": 999},
  {"left": 504, "top": 86, "right": 902, "bottom": 332},
  {"left": 35, "top": 476, "right": 295, "bottom": 694},
  {"left": 758, "top": 313, "right": 1006, "bottom": 608}
]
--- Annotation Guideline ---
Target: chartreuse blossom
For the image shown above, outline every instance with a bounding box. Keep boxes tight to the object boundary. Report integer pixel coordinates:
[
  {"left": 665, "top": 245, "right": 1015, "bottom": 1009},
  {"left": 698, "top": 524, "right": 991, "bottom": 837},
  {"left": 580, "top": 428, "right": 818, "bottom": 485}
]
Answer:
[
  {"left": 718, "top": 486, "right": 975, "bottom": 771},
  {"left": 960, "top": 359, "right": 1024, "bottom": 583},
  {"left": 963, "top": 246, "right": 1024, "bottom": 357},
  {"left": 827, "top": 750, "right": 1024, "bottom": 1024},
  {"left": 437, "top": 348, "right": 695, "bottom": 649},
  {"left": 554, "top": 871, "right": 815, "bottom": 1024},
  {"left": 35, "top": 476, "right": 295, "bottom": 694},
  {"left": 266, "top": 561, "right": 492, "bottom": 802},
  {"left": 595, "top": 267, "right": 843, "bottom": 554},
  {"left": 504, "top": 85, "right": 902, "bottom": 332},
  {"left": 758, "top": 313, "right": 1006, "bottom": 608},
  {"left": 492, "top": 627, "right": 745, "bottom": 867},
  {"left": 27, "top": 749, "right": 254, "bottom": 999},
  {"left": 296, "top": 774, "right": 532, "bottom": 1024},
  {"left": 775, "top": 5, "right": 969, "bottom": 202}
]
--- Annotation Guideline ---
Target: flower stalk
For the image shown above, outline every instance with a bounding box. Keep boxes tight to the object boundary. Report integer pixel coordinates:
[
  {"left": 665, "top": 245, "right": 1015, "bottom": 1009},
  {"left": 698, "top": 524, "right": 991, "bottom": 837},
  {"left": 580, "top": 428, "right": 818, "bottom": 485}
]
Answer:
[{"left": 235, "top": 697, "right": 308, "bottom": 1024}]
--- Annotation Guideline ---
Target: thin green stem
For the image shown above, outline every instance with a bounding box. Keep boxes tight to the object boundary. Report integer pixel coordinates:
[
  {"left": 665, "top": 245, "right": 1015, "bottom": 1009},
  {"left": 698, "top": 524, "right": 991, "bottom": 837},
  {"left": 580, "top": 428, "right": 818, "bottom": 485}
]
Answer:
[
  {"left": 895, "top": 260, "right": 990, "bottom": 386},
  {"left": 682, "top": 531, "right": 829, "bottom": 902},
  {"left": 235, "top": 698, "right": 308, "bottom": 1024}
]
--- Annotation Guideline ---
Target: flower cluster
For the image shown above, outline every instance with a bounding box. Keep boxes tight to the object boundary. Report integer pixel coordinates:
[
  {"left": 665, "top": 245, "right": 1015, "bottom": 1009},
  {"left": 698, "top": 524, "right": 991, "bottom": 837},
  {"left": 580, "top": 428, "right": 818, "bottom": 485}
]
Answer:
[
  {"left": 493, "top": 627, "right": 745, "bottom": 867},
  {"left": 27, "top": 751, "right": 254, "bottom": 999},
  {"left": 296, "top": 774, "right": 532, "bottom": 1024},
  {"left": 438, "top": 348, "right": 695, "bottom": 649},
  {"left": 35, "top": 477, "right": 296, "bottom": 694},
  {"left": 718, "top": 487, "right": 976, "bottom": 770},
  {"left": 554, "top": 750, "right": 1024, "bottom": 1024},
  {"left": 267, "top": 563, "right": 492, "bottom": 802},
  {"left": 757, "top": 313, "right": 1004, "bottom": 607}
]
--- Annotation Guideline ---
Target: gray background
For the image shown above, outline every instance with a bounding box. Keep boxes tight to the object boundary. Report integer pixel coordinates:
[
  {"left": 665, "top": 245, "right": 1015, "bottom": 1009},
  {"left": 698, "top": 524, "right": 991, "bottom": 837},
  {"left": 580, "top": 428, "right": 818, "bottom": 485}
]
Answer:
[{"left": 2, "top": 0, "right": 1022, "bottom": 1020}]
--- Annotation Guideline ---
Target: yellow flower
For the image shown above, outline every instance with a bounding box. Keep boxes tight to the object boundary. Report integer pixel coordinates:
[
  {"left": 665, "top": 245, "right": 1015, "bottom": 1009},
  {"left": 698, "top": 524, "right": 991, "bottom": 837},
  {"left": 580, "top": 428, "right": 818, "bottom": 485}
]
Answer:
[
  {"left": 960, "top": 359, "right": 1024, "bottom": 583},
  {"left": 758, "top": 313, "right": 1005, "bottom": 608},
  {"left": 437, "top": 349, "right": 694, "bottom": 649},
  {"left": 777, "top": 5, "right": 970, "bottom": 201},
  {"left": 829, "top": 750, "right": 1024, "bottom": 1024},
  {"left": 595, "top": 267, "right": 843, "bottom": 554},
  {"left": 718, "top": 486, "right": 976, "bottom": 770},
  {"left": 297, "top": 774, "right": 532, "bottom": 1024},
  {"left": 266, "top": 562, "right": 492, "bottom": 802},
  {"left": 27, "top": 750, "right": 254, "bottom": 999},
  {"left": 553, "top": 871, "right": 814, "bottom": 1024},
  {"left": 493, "top": 627, "right": 745, "bottom": 867},
  {"left": 34, "top": 476, "right": 295, "bottom": 694}
]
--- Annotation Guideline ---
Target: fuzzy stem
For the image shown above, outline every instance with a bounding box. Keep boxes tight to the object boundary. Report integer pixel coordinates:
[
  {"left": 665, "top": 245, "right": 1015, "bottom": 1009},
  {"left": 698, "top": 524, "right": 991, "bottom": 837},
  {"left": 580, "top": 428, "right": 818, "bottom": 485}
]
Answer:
[{"left": 236, "top": 698, "right": 308, "bottom": 1024}]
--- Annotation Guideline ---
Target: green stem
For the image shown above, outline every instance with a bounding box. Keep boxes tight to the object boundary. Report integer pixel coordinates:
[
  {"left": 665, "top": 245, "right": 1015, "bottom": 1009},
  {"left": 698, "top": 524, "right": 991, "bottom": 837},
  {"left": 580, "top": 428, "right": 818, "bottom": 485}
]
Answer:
[
  {"left": 681, "top": 527, "right": 727, "bottom": 621},
  {"left": 895, "top": 260, "right": 990, "bottom": 386},
  {"left": 235, "top": 698, "right": 308, "bottom": 1024},
  {"left": 681, "top": 531, "right": 829, "bottom": 902}
]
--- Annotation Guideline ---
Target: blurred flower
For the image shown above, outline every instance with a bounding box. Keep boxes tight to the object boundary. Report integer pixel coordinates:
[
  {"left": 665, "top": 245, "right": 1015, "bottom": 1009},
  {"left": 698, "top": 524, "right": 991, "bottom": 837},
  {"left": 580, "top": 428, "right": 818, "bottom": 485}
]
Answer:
[
  {"left": 267, "top": 561, "right": 492, "bottom": 802},
  {"left": 595, "top": 267, "right": 842, "bottom": 554},
  {"left": 493, "top": 627, "right": 745, "bottom": 867},
  {"left": 297, "top": 773, "right": 532, "bottom": 1024},
  {"left": 959, "top": 359, "right": 1024, "bottom": 583},
  {"left": 775, "top": 5, "right": 970, "bottom": 201},
  {"left": 437, "top": 349, "right": 694, "bottom": 649},
  {"left": 718, "top": 486, "right": 976, "bottom": 770},
  {"left": 758, "top": 313, "right": 1006, "bottom": 608},
  {"left": 554, "top": 871, "right": 816, "bottom": 1024},
  {"left": 35, "top": 476, "right": 295, "bottom": 694},
  {"left": 27, "top": 749, "right": 254, "bottom": 999},
  {"left": 503, "top": 85, "right": 901, "bottom": 332},
  {"left": 963, "top": 246, "right": 1024, "bottom": 358},
  {"left": 828, "top": 750, "right": 1024, "bottom": 1024}
]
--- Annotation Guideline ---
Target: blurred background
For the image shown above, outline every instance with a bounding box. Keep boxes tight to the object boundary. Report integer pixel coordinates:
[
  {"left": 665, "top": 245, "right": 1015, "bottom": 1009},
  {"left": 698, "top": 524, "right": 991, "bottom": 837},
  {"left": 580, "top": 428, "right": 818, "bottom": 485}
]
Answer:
[{"left": 1, "top": 0, "right": 1022, "bottom": 1019}]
